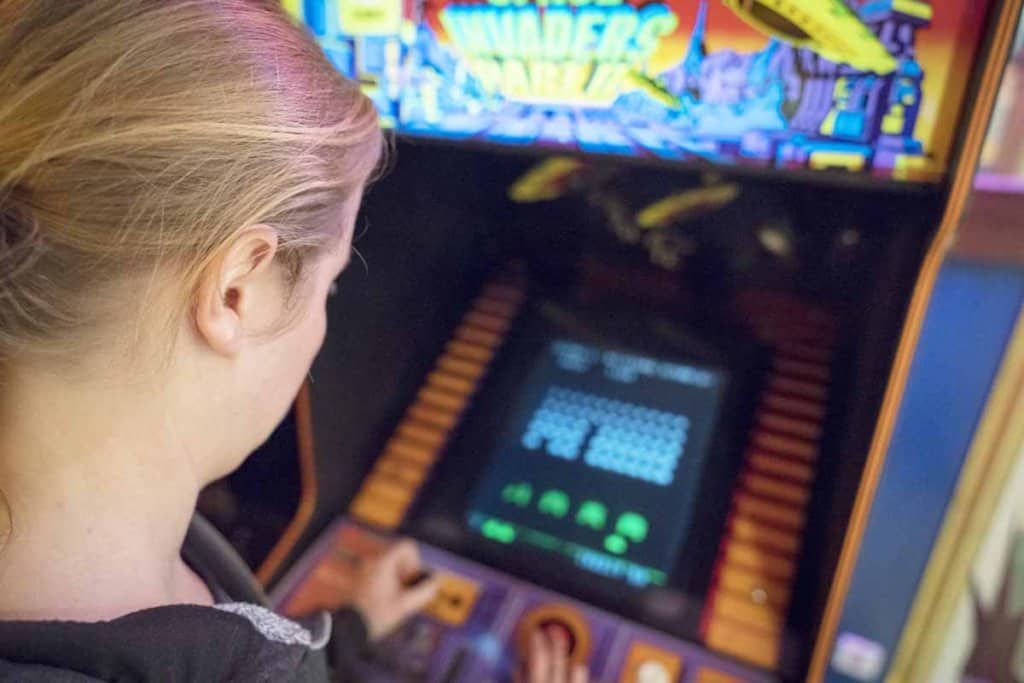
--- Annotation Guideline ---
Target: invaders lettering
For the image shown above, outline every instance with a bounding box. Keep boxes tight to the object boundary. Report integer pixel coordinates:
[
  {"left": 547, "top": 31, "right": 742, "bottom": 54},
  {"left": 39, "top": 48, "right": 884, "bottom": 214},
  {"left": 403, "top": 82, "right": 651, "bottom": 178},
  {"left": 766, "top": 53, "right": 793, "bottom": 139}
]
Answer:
[{"left": 439, "top": 0, "right": 678, "bottom": 105}]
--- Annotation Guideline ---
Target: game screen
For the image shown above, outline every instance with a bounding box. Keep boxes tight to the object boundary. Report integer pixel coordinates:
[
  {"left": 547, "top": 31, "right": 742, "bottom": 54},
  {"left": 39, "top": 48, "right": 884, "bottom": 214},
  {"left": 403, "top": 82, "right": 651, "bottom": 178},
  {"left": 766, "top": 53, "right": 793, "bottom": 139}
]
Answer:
[
  {"left": 464, "top": 339, "right": 727, "bottom": 588},
  {"left": 284, "top": 0, "right": 992, "bottom": 182}
]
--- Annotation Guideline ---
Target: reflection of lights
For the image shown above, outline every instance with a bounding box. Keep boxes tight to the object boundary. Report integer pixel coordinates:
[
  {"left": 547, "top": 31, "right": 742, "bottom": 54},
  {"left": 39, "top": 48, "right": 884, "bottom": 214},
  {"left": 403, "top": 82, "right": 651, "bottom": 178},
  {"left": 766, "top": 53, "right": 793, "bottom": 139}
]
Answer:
[{"left": 757, "top": 225, "right": 793, "bottom": 259}]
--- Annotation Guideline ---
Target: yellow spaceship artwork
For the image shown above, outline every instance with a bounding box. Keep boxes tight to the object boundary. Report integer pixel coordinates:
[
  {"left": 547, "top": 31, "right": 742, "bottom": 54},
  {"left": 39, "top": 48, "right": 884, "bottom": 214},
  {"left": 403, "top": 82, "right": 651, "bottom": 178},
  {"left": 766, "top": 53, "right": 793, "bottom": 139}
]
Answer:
[{"left": 722, "top": 0, "right": 922, "bottom": 74}]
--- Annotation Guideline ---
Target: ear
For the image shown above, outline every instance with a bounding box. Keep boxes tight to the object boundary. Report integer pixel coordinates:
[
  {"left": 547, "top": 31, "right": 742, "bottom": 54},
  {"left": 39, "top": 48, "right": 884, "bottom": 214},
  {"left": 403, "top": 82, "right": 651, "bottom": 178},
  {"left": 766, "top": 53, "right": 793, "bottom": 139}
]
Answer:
[{"left": 194, "top": 226, "right": 280, "bottom": 357}]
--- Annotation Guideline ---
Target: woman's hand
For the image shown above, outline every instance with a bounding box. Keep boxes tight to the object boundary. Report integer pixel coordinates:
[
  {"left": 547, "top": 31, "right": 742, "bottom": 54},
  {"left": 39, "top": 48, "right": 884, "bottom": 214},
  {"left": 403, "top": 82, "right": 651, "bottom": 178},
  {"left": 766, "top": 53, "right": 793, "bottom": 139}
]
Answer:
[
  {"left": 518, "top": 629, "right": 589, "bottom": 683},
  {"left": 351, "top": 539, "right": 439, "bottom": 640}
]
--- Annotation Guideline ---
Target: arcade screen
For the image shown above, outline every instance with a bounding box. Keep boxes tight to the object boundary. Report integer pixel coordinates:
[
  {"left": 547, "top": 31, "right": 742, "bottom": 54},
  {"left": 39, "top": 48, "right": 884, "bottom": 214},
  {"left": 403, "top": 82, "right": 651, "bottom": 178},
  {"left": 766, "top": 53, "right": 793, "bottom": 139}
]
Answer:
[
  {"left": 284, "top": 0, "right": 992, "bottom": 182},
  {"left": 464, "top": 339, "right": 727, "bottom": 588}
]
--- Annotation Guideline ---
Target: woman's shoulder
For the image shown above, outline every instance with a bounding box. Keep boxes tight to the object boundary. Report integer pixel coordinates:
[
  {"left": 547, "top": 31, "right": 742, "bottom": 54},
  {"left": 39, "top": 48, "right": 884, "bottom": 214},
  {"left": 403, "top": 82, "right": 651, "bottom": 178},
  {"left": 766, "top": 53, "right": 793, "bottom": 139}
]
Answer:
[{"left": 0, "top": 603, "right": 330, "bottom": 682}]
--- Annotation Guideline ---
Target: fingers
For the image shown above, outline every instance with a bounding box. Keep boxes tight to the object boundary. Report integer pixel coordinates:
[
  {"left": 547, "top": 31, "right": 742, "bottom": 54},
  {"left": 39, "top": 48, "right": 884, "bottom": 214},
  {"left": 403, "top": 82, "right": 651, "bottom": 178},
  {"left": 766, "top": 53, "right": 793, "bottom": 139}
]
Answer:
[
  {"left": 397, "top": 573, "right": 440, "bottom": 616},
  {"left": 376, "top": 542, "right": 590, "bottom": 683},
  {"left": 528, "top": 630, "right": 553, "bottom": 682},
  {"left": 376, "top": 539, "right": 439, "bottom": 618},
  {"left": 381, "top": 538, "right": 423, "bottom": 581},
  {"left": 524, "top": 629, "right": 587, "bottom": 683},
  {"left": 548, "top": 629, "right": 568, "bottom": 683}
]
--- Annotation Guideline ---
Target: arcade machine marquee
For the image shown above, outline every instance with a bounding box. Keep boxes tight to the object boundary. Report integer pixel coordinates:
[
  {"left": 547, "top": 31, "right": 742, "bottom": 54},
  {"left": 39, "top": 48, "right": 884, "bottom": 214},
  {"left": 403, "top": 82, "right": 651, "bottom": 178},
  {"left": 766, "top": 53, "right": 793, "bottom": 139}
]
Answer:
[{"left": 210, "top": 1, "right": 1023, "bottom": 681}]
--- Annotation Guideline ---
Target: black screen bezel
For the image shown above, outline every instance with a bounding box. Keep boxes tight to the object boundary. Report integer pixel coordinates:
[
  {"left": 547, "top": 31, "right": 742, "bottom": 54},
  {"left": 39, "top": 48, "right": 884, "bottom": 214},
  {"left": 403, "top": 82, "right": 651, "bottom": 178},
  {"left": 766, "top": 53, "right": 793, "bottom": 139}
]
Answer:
[{"left": 402, "top": 297, "right": 765, "bottom": 640}]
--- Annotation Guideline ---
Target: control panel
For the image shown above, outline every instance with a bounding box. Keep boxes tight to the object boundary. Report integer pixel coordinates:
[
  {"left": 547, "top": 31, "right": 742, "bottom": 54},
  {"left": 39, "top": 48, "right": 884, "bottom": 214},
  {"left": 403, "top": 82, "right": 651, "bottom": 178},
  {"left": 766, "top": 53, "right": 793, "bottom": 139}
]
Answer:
[{"left": 271, "top": 519, "right": 772, "bottom": 683}]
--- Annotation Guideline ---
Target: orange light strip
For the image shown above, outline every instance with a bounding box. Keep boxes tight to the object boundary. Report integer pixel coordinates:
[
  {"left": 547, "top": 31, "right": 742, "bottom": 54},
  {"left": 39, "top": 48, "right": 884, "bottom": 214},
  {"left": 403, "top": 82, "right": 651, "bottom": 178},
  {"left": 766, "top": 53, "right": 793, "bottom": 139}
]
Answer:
[
  {"left": 700, "top": 293, "right": 838, "bottom": 670},
  {"left": 348, "top": 270, "right": 527, "bottom": 531}
]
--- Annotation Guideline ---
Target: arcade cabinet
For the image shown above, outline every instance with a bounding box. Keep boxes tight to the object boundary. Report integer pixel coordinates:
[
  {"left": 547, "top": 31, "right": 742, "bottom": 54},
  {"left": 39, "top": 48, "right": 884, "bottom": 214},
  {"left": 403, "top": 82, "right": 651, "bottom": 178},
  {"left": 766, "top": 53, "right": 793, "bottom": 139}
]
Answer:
[
  {"left": 201, "top": 1, "right": 1023, "bottom": 681},
  {"left": 847, "top": 17, "right": 1024, "bottom": 682}
]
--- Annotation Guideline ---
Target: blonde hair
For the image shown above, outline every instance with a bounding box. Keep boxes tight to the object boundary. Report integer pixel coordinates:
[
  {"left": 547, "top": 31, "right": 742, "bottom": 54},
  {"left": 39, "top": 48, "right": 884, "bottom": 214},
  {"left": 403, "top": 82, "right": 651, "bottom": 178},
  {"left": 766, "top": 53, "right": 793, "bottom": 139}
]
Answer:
[{"left": 0, "top": 0, "right": 382, "bottom": 367}]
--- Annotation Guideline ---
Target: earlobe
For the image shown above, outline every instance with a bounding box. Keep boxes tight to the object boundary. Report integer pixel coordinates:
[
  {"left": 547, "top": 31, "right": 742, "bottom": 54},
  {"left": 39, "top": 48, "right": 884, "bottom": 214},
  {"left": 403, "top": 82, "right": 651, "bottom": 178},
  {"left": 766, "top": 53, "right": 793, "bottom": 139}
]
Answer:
[
  {"left": 194, "top": 274, "right": 244, "bottom": 358},
  {"left": 193, "top": 225, "right": 280, "bottom": 358}
]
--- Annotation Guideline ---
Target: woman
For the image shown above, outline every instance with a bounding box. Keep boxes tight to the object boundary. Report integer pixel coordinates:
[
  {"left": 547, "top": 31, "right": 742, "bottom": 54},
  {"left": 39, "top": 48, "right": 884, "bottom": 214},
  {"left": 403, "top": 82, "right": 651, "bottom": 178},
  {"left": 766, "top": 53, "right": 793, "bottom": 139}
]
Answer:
[{"left": 0, "top": 1, "right": 587, "bottom": 681}]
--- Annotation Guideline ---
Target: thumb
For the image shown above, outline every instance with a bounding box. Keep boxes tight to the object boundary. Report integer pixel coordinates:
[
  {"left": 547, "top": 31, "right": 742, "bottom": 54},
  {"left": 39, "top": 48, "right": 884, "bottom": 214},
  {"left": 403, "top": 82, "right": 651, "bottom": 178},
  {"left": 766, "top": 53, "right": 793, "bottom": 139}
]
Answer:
[{"left": 397, "top": 575, "right": 440, "bottom": 616}]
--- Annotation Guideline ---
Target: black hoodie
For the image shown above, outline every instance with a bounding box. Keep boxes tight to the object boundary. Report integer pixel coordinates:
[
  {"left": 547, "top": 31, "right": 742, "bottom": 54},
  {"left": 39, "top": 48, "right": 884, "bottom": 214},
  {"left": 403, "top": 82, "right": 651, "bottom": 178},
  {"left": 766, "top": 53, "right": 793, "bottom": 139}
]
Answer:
[{"left": 0, "top": 516, "right": 368, "bottom": 682}]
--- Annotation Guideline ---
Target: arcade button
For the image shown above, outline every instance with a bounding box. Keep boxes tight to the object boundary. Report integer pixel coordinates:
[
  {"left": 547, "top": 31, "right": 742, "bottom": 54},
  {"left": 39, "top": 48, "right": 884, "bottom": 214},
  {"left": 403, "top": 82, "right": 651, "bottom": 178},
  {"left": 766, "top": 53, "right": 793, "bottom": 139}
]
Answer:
[
  {"left": 619, "top": 641, "right": 682, "bottom": 683},
  {"left": 423, "top": 573, "right": 480, "bottom": 626},
  {"left": 542, "top": 622, "right": 575, "bottom": 652},
  {"left": 515, "top": 603, "right": 592, "bottom": 667},
  {"left": 636, "top": 661, "right": 672, "bottom": 683}
]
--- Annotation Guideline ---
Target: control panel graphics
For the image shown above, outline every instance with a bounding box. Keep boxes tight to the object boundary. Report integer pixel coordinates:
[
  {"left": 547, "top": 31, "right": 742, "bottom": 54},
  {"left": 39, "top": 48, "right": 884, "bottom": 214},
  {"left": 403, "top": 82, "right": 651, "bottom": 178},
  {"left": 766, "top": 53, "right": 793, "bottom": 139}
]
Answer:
[{"left": 272, "top": 519, "right": 773, "bottom": 683}]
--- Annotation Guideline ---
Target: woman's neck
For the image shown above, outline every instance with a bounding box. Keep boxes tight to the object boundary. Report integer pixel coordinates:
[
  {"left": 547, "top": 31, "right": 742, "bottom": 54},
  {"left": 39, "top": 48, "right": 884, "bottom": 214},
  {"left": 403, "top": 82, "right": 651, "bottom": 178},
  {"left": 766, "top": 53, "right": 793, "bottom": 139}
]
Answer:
[{"left": 0, "top": 367, "right": 214, "bottom": 621}]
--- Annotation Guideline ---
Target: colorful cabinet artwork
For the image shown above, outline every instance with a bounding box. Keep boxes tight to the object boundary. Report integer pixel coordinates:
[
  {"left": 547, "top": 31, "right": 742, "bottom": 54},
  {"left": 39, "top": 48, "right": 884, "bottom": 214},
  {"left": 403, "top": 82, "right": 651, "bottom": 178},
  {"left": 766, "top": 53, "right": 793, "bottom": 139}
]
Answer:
[{"left": 821, "top": 15, "right": 1024, "bottom": 680}]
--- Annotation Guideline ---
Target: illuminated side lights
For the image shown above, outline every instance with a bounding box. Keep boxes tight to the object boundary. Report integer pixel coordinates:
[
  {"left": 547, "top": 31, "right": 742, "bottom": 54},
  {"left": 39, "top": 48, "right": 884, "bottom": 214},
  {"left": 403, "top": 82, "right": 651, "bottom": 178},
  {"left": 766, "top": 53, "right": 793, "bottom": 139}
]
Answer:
[
  {"left": 743, "top": 472, "right": 811, "bottom": 506},
  {"left": 718, "top": 565, "right": 791, "bottom": 608},
  {"left": 409, "top": 403, "right": 458, "bottom": 430},
  {"left": 748, "top": 452, "right": 813, "bottom": 484},
  {"left": 701, "top": 293, "right": 836, "bottom": 669},
  {"left": 774, "top": 356, "right": 831, "bottom": 382},
  {"left": 730, "top": 517, "right": 800, "bottom": 556},
  {"left": 767, "top": 374, "right": 829, "bottom": 401},
  {"left": 446, "top": 340, "right": 496, "bottom": 363},
  {"left": 735, "top": 493, "right": 806, "bottom": 531},
  {"left": 347, "top": 269, "right": 526, "bottom": 530},
  {"left": 456, "top": 326, "right": 503, "bottom": 348},
  {"left": 761, "top": 393, "right": 825, "bottom": 420},
  {"left": 384, "top": 439, "right": 435, "bottom": 465},
  {"left": 418, "top": 386, "right": 465, "bottom": 411},
  {"left": 753, "top": 432, "right": 819, "bottom": 461},
  {"left": 756, "top": 412, "right": 822, "bottom": 440}
]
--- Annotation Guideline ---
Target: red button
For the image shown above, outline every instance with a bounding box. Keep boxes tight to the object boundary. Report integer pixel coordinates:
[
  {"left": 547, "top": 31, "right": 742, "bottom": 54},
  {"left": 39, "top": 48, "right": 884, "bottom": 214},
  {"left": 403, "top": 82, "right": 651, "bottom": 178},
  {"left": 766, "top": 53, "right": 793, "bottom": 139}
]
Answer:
[
  {"left": 541, "top": 620, "right": 576, "bottom": 653},
  {"left": 515, "top": 604, "right": 591, "bottom": 667}
]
